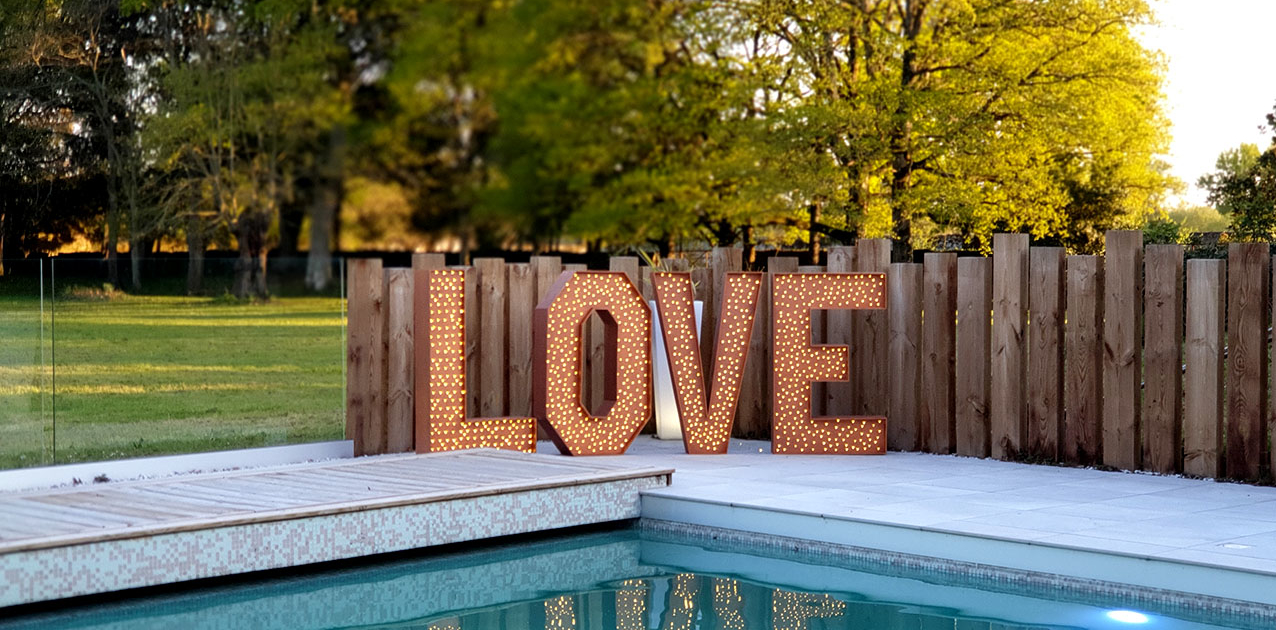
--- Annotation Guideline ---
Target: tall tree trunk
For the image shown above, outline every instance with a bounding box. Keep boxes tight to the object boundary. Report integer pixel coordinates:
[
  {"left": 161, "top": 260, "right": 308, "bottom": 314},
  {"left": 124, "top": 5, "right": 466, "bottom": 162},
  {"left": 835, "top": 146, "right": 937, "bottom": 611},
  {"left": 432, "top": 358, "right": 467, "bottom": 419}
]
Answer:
[
  {"left": 306, "top": 126, "right": 345, "bottom": 291},
  {"left": 234, "top": 211, "right": 270, "bottom": 299},
  {"left": 129, "top": 238, "right": 143, "bottom": 291},
  {"left": 808, "top": 203, "right": 822, "bottom": 264},
  {"left": 0, "top": 211, "right": 6, "bottom": 276},
  {"left": 105, "top": 189, "right": 121, "bottom": 287},
  {"left": 742, "top": 225, "right": 756, "bottom": 268},
  {"left": 186, "top": 214, "right": 205, "bottom": 295}
]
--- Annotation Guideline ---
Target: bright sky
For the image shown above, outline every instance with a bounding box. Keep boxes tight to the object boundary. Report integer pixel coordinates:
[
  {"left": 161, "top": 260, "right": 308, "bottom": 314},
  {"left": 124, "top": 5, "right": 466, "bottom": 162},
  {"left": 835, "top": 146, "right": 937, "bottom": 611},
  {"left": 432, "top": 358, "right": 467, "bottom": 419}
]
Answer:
[{"left": 1138, "top": 0, "right": 1276, "bottom": 206}]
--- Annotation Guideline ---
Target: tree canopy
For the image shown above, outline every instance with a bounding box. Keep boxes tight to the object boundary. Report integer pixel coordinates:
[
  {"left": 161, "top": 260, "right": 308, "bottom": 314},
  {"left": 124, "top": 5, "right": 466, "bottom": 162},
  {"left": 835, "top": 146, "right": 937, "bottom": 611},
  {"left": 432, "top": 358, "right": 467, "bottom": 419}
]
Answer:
[{"left": 0, "top": 0, "right": 1181, "bottom": 280}]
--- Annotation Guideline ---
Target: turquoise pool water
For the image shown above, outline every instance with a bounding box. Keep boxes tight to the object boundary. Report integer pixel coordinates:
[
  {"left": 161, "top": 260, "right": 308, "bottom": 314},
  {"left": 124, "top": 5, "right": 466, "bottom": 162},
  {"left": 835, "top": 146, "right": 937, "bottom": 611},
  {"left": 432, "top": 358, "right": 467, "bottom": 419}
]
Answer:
[{"left": 1, "top": 525, "right": 1268, "bottom": 629}]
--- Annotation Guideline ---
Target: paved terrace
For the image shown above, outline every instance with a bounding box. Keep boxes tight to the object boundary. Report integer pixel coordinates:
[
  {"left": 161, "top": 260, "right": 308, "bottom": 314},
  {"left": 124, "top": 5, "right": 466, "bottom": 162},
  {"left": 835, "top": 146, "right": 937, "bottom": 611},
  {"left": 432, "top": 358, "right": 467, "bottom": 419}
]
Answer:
[{"left": 597, "top": 436, "right": 1276, "bottom": 605}]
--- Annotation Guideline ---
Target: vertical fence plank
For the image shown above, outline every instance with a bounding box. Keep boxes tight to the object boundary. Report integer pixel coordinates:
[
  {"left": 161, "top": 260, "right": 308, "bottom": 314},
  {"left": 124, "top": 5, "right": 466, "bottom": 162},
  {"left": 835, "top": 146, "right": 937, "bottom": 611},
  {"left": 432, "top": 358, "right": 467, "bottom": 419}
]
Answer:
[
  {"left": 462, "top": 266, "right": 480, "bottom": 418},
  {"left": 827, "top": 246, "right": 856, "bottom": 416},
  {"left": 991, "top": 233, "right": 1029, "bottom": 459},
  {"left": 508, "top": 263, "right": 535, "bottom": 418},
  {"left": 759, "top": 256, "right": 800, "bottom": 437},
  {"left": 530, "top": 256, "right": 562, "bottom": 440},
  {"left": 709, "top": 247, "right": 743, "bottom": 377},
  {"left": 956, "top": 257, "right": 992, "bottom": 458},
  {"left": 1272, "top": 256, "right": 1276, "bottom": 478},
  {"left": 799, "top": 264, "right": 828, "bottom": 417},
  {"left": 476, "top": 258, "right": 508, "bottom": 417},
  {"left": 853, "top": 240, "right": 891, "bottom": 417},
  {"left": 347, "top": 258, "right": 384, "bottom": 456},
  {"left": 411, "top": 253, "right": 446, "bottom": 452},
  {"left": 1142, "top": 245, "right": 1185, "bottom": 473},
  {"left": 611, "top": 256, "right": 640, "bottom": 286},
  {"left": 384, "top": 268, "right": 414, "bottom": 453},
  {"left": 1185, "top": 259, "right": 1225, "bottom": 478},
  {"left": 1064, "top": 255, "right": 1103, "bottom": 465},
  {"left": 1027, "top": 247, "right": 1065, "bottom": 460},
  {"left": 1102, "top": 230, "right": 1143, "bottom": 470},
  {"left": 922, "top": 253, "right": 957, "bottom": 454},
  {"left": 1227, "top": 243, "right": 1269, "bottom": 480},
  {"left": 889, "top": 263, "right": 923, "bottom": 451}
]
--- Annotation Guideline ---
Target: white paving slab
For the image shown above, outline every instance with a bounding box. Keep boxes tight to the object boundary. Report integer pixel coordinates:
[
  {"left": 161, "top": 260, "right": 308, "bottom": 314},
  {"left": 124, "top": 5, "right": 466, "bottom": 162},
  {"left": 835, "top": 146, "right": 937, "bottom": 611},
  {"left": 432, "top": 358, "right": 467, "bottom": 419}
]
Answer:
[{"left": 568, "top": 436, "right": 1276, "bottom": 604}]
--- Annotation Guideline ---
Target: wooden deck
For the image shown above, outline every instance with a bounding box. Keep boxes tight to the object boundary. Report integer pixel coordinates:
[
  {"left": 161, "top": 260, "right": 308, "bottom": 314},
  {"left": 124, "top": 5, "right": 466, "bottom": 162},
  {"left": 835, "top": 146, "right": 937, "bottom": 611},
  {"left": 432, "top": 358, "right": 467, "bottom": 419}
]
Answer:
[{"left": 0, "top": 449, "right": 672, "bottom": 607}]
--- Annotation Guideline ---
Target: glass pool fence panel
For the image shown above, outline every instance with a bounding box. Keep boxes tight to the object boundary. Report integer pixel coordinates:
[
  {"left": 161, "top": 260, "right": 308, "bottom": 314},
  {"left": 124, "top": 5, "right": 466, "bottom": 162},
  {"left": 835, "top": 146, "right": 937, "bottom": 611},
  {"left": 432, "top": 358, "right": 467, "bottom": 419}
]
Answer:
[
  {"left": 47, "top": 255, "right": 346, "bottom": 467},
  {"left": 0, "top": 259, "right": 52, "bottom": 470}
]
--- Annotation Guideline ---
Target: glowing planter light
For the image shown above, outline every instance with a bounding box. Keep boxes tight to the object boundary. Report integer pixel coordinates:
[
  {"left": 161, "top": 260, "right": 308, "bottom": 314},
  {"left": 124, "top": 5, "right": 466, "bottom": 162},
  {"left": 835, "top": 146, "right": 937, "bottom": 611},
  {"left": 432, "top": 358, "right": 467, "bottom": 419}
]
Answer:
[
  {"left": 534, "top": 271, "right": 652, "bottom": 455},
  {"left": 653, "top": 272, "right": 764, "bottom": 454},
  {"left": 771, "top": 272, "right": 888, "bottom": 455},
  {"left": 416, "top": 269, "right": 537, "bottom": 453}
]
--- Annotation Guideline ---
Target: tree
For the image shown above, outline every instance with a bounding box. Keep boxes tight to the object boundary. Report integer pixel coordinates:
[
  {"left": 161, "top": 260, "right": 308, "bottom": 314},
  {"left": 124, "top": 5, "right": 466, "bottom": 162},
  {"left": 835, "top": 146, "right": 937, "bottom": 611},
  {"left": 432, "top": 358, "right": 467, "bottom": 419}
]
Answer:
[{"left": 1200, "top": 123, "right": 1276, "bottom": 241}]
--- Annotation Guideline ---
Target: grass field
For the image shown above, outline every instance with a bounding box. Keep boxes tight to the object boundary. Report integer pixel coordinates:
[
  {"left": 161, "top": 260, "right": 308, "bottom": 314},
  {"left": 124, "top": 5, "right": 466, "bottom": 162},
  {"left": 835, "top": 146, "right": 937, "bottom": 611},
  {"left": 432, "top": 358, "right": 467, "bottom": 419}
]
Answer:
[{"left": 0, "top": 292, "right": 344, "bottom": 470}]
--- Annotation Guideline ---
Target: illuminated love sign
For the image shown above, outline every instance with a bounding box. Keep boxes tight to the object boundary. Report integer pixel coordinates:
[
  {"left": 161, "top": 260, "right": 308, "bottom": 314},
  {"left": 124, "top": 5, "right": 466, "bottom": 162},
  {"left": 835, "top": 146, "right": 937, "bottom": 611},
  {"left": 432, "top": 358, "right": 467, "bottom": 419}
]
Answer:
[
  {"left": 417, "top": 269, "right": 887, "bottom": 455},
  {"left": 416, "top": 269, "right": 537, "bottom": 453},
  {"left": 771, "top": 273, "right": 887, "bottom": 454},
  {"left": 534, "top": 271, "right": 653, "bottom": 455}
]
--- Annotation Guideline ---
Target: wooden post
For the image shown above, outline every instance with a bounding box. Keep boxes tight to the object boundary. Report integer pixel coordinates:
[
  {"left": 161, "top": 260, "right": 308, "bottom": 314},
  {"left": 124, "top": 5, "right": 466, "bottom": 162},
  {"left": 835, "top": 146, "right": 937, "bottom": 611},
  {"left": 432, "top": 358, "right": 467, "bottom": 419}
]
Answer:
[
  {"left": 476, "top": 258, "right": 508, "bottom": 417},
  {"left": 827, "top": 246, "right": 856, "bottom": 416},
  {"left": 709, "top": 247, "right": 743, "bottom": 376},
  {"left": 1102, "top": 230, "right": 1143, "bottom": 470},
  {"left": 530, "top": 256, "right": 561, "bottom": 440},
  {"left": 1184, "top": 259, "right": 1224, "bottom": 478},
  {"left": 853, "top": 240, "right": 891, "bottom": 416},
  {"left": 921, "top": 253, "right": 957, "bottom": 454},
  {"left": 411, "top": 253, "right": 446, "bottom": 453},
  {"left": 507, "top": 262, "right": 535, "bottom": 417},
  {"left": 888, "top": 263, "right": 923, "bottom": 451},
  {"left": 347, "top": 258, "right": 384, "bottom": 456},
  {"left": 1064, "top": 255, "right": 1104, "bottom": 465},
  {"left": 991, "top": 233, "right": 1029, "bottom": 459},
  {"left": 1227, "top": 243, "right": 1269, "bottom": 480},
  {"left": 1027, "top": 247, "right": 1065, "bottom": 461},
  {"left": 383, "top": 268, "right": 414, "bottom": 453},
  {"left": 759, "top": 256, "right": 800, "bottom": 437},
  {"left": 462, "top": 266, "right": 480, "bottom": 418},
  {"left": 1142, "top": 244, "right": 1184, "bottom": 473},
  {"left": 799, "top": 264, "right": 828, "bottom": 416},
  {"left": 955, "top": 257, "right": 992, "bottom": 458}
]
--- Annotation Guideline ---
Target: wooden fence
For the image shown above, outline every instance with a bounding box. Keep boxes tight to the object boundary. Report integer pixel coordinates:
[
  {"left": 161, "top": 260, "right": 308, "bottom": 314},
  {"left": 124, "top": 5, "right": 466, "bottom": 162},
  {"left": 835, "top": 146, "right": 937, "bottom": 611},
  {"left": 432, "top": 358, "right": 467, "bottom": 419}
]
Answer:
[{"left": 346, "top": 231, "right": 1275, "bottom": 482}]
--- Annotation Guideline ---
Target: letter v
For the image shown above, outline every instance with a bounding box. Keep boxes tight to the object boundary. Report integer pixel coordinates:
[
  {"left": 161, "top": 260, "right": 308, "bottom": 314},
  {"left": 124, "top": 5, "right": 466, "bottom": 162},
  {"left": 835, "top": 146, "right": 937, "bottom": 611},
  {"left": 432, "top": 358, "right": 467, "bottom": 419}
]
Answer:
[{"left": 652, "top": 272, "right": 763, "bottom": 454}]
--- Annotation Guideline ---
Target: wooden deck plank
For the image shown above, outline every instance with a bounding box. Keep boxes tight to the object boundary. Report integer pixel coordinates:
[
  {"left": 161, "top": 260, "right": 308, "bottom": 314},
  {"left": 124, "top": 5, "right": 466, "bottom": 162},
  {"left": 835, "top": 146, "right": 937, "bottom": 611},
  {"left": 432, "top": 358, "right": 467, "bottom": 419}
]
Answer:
[{"left": 0, "top": 450, "right": 672, "bottom": 556}]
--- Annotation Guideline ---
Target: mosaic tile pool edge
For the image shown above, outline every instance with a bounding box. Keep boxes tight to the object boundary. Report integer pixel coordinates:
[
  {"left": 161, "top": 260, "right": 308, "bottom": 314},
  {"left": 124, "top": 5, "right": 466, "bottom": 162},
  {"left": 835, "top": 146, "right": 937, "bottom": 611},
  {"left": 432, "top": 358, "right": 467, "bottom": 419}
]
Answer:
[
  {"left": 637, "top": 518, "right": 1276, "bottom": 629},
  {"left": 0, "top": 476, "right": 666, "bottom": 608}
]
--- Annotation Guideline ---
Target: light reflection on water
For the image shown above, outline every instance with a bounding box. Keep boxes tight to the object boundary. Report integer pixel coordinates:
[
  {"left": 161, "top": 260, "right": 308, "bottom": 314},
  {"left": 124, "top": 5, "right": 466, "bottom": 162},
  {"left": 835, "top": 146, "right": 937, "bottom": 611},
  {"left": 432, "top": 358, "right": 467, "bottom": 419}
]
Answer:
[{"left": 0, "top": 528, "right": 1260, "bottom": 630}]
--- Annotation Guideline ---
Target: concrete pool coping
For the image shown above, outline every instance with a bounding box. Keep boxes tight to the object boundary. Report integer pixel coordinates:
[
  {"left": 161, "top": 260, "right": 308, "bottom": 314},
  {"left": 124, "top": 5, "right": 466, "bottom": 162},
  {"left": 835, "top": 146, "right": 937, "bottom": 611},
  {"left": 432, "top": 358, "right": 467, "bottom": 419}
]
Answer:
[{"left": 590, "top": 436, "right": 1276, "bottom": 605}]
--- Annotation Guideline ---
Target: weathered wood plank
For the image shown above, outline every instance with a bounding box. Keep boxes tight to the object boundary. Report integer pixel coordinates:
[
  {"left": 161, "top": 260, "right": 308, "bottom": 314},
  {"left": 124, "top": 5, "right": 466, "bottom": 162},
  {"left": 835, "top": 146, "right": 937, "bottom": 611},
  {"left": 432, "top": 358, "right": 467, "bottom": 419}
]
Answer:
[
  {"left": 1142, "top": 245, "right": 1185, "bottom": 474},
  {"left": 1064, "top": 255, "right": 1104, "bottom": 466},
  {"left": 888, "top": 263, "right": 923, "bottom": 451},
  {"left": 921, "top": 253, "right": 957, "bottom": 454},
  {"left": 827, "top": 246, "right": 856, "bottom": 416},
  {"left": 955, "top": 257, "right": 992, "bottom": 458},
  {"left": 799, "top": 264, "right": 828, "bottom": 417},
  {"left": 709, "top": 247, "right": 743, "bottom": 378},
  {"left": 412, "top": 253, "right": 447, "bottom": 453},
  {"left": 384, "top": 268, "right": 415, "bottom": 453},
  {"left": 1027, "top": 247, "right": 1065, "bottom": 461},
  {"left": 1227, "top": 243, "right": 1270, "bottom": 480},
  {"left": 476, "top": 258, "right": 508, "bottom": 417},
  {"left": 347, "top": 258, "right": 384, "bottom": 457},
  {"left": 508, "top": 263, "right": 535, "bottom": 417},
  {"left": 853, "top": 240, "right": 891, "bottom": 417},
  {"left": 462, "top": 266, "right": 481, "bottom": 418},
  {"left": 756, "top": 256, "right": 799, "bottom": 437},
  {"left": 991, "top": 233, "right": 1029, "bottom": 459},
  {"left": 1184, "top": 259, "right": 1225, "bottom": 478},
  {"left": 1102, "top": 230, "right": 1143, "bottom": 470}
]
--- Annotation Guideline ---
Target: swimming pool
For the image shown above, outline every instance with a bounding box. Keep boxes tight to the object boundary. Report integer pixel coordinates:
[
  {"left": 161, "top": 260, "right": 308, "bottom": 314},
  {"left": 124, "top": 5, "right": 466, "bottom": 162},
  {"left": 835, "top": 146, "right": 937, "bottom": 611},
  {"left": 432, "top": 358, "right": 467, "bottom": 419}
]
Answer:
[{"left": 2, "top": 523, "right": 1270, "bottom": 630}]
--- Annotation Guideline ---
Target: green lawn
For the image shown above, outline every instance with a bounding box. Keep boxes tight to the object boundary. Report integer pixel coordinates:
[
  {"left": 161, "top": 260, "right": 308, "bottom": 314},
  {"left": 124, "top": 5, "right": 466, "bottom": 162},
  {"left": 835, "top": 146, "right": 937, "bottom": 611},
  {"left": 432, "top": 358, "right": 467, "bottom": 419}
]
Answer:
[{"left": 0, "top": 294, "right": 344, "bottom": 469}]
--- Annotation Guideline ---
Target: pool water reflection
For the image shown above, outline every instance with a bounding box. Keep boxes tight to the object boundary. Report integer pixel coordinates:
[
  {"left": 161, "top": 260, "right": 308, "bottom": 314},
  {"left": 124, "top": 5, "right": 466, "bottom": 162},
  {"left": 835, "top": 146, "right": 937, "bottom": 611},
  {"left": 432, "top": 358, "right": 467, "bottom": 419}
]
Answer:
[{"left": 0, "top": 526, "right": 1264, "bottom": 630}]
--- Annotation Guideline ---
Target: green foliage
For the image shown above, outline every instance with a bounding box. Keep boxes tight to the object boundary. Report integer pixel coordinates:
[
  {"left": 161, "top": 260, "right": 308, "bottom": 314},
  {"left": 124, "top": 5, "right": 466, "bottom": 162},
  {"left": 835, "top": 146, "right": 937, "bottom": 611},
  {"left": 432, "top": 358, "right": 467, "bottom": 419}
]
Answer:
[
  {"left": 1168, "top": 205, "right": 1229, "bottom": 233},
  {"left": 1142, "top": 217, "right": 1186, "bottom": 245},
  {"left": 1200, "top": 120, "right": 1276, "bottom": 242}
]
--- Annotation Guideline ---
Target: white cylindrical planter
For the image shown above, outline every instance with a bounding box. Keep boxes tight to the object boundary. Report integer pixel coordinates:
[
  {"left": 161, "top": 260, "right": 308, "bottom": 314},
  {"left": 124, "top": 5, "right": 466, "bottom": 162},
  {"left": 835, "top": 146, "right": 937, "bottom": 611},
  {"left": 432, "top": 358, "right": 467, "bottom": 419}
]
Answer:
[{"left": 650, "top": 300, "right": 704, "bottom": 440}]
